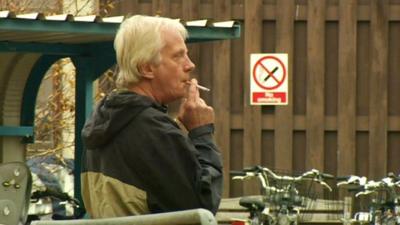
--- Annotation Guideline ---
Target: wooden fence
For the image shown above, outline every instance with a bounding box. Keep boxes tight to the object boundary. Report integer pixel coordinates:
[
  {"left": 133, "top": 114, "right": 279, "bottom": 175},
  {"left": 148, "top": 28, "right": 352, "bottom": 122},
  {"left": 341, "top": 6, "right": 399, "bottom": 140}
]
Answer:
[{"left": 110, "top": 0, "right": 400, "bottom": 198}]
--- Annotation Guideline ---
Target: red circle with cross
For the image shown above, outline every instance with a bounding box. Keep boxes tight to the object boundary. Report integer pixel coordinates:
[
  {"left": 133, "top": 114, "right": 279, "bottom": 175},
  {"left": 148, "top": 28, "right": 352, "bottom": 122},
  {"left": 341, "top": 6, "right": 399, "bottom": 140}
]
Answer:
[{"left": 252, "top": 55, "right": 286, "bottom": 90}]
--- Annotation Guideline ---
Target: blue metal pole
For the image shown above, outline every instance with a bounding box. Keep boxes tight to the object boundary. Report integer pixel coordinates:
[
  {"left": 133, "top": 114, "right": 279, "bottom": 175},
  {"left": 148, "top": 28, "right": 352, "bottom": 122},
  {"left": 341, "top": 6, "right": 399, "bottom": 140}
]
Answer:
[
  {"left": 71, "top": 56, "right": 94, "bottom": 216},
  {"left": 72, "top": 55, "right": 115, "bottom": 216}
]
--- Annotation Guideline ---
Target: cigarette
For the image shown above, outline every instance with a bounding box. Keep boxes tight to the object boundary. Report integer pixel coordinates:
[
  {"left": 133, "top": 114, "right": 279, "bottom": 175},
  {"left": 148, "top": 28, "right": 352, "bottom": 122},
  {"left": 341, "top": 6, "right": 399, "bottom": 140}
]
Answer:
[
  {"left": 186, "top": 81, "right": 211, "bottom": 92},
  {"left": 196, "top": 84, "right": 211, "bottom": 92}
]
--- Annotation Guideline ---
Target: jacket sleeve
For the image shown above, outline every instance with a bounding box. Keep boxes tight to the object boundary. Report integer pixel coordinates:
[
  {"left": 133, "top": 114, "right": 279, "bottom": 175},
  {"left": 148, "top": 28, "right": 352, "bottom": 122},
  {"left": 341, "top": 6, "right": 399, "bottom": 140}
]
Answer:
[
  {"left": 188, "top": 124, "right": 223, "bottom": 214},
  {"left": 136, "top": 115, "right": 223, "bottom": 214}
]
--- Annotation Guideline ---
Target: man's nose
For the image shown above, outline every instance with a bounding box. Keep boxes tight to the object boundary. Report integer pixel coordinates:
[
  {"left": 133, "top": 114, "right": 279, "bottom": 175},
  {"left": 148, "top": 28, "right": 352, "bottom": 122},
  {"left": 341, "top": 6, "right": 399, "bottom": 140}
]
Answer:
[{"left": 184, "top": 56, "right": 195, "bottom": 72}]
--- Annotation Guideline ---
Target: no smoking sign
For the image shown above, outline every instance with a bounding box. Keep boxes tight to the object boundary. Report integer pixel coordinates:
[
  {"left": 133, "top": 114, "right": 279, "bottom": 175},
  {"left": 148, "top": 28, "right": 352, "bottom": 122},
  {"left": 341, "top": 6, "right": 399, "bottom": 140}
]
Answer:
[{"left": 250, "top": 53, "right": 288, "bottom": 105}]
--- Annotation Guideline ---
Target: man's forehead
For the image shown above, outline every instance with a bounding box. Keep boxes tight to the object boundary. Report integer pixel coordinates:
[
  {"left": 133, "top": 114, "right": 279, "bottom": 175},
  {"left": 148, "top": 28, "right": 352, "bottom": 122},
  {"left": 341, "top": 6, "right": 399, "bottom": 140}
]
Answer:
[{"left": 161, "top": 30, "right": 187, "bottom": 51}]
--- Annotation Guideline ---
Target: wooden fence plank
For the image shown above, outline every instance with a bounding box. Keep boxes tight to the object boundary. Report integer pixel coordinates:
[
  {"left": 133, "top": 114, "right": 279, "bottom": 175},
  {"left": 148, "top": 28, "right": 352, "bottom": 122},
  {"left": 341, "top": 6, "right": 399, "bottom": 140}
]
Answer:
[
  {"left": 231, "top": 32, "right": 244, "bottom": 114},
  {"left": 118, "top": 0, "right": 139, "bottom": 16},
  {"left": 182, "top": 0, "right": 200, "bottom": 19},
  {"left": 293, "top": 131, "right": 306, "bottom": 173},
  {"left": 324, "top": 131, "right": 338, "bottom": 199},
  {"left": 387, "top": 17, "right": 400, "bottom": 175},
  {"left": 199, "top": 43, "right": 213, "bottom": 104},
  {"left": 293, "top": 21, "right": 307, "bottom": 116},
  {"left": 262, "top": 131, "right": 275, "bottom": 168},
  {"left": 389, "top": 22, "right": 400, "bottom": 116},
  {"left": 337, "top": 0, "right": 357, "bottom": 180},
  {"left": 357, "top": 132, "right": 369, "bottom": 176},
  {"left": 325, "top": 22, "right": 338, "bottom": 118},
  {"left": 197, "top": 1, "right": 213, "bottom": 98},
  {"left": 388, "top": 133, "right": 400, "bottom": 174},
  {"left": 306, "top": 0, "right": 326, "bottom": 171},
  {"left": 170, "top": 0, "right": 182, "bottom": 18},
  {"left": 369, "top": 0, "right": 388, "bottom": 179},
  {"left": 213, "top": 0, "right": 232, "bottom": 197},
  {"left": 356, "top": 22, "right": 370, "bottom": 118},
  {"left": 292, "top": 21, "right": 307, "bottom": 175},
  {"left": 139, "top": 1, "right": 152, "bottom": 16},
  {"left": 152, "top": 0, "right": 170, "bottom": 16},
  {"left": 230, "top": 130, "right": 244, "bottom": 197},
  {"left": 182, "top": 0, "right": 201, "bottom": 82},
  {"left": 243, "top": 0, "right": 263, "bottom": 195},
  {"left": 274, "top": 0, "right": 294, "bottom": 172}
]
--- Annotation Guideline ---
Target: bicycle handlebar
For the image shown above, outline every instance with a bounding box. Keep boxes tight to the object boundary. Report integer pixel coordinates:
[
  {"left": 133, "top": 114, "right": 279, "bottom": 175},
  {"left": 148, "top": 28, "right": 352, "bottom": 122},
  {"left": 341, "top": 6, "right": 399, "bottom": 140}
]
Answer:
[
  {"left": 337, "top": 174, "right": 400, "bottom": 198},
  {"left": 31, "top": 188, "right": 80, "bottom": 207},
  {"left": 231, "top": 166, "right": 334, "bottom": 192},
  {"left": 337, "top": 175, "right": 368, "bottom": 187}
]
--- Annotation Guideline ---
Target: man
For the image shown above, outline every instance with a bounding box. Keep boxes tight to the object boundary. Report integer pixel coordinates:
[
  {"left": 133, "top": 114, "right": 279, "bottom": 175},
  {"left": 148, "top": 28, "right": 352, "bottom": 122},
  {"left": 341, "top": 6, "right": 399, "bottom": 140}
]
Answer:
[{"left": 80, "top": 15, "right": 223, "bottom": 218}]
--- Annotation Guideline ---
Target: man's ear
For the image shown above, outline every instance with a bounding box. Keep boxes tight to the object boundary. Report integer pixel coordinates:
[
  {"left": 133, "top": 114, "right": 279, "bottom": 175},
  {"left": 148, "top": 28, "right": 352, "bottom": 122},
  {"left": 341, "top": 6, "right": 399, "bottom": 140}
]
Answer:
[{"left": 138, "top": 63, "right": 155, "bottom": 79}]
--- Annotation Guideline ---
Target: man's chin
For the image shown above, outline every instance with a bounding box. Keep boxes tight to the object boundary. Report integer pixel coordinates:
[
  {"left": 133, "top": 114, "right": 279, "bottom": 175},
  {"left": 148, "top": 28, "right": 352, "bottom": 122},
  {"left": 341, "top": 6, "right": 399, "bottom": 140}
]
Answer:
[{"left": 165, "top": 92, "right": 185, "bottom": 104}]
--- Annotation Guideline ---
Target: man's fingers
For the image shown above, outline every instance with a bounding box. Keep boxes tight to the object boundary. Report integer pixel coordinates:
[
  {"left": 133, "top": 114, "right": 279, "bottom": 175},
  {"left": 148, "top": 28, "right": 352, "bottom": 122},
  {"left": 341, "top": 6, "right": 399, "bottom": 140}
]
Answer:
[
  {"left": 186, "top": 78, "right": 200, "bottom": 102},
  {"left": 198, "top": 98, "right": 206, "bottom": 106},
  {"left": 181, "top": 97, "right": 187, "bottom": 103}
]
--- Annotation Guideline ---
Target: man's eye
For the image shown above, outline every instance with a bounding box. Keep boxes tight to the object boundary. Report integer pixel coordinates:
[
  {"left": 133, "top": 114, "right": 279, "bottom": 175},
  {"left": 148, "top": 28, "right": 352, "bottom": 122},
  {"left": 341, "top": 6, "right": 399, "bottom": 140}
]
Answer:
[
  {"left": 172, "top": 55, "right": 183, "bottom": 62},
  {"left": 174, "top": 51, "right": 186, "bottom": 58}
]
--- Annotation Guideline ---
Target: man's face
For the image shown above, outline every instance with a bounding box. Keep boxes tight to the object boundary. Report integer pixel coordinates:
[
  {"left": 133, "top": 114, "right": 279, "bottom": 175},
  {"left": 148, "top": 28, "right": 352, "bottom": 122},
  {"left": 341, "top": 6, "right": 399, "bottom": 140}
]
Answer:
[{"left": 150, "top": 28, "right": 195, "bottom": 104}]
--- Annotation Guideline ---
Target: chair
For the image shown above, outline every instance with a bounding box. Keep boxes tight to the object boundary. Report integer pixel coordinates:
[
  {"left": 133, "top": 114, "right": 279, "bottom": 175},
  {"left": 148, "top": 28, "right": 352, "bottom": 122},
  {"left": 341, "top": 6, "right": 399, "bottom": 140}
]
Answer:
[
  {"left": 0, "top": 162, "right": 32, "bottom": 225},
  {"left": 31, "top": 208, "right": 217, "bottom": 225}
]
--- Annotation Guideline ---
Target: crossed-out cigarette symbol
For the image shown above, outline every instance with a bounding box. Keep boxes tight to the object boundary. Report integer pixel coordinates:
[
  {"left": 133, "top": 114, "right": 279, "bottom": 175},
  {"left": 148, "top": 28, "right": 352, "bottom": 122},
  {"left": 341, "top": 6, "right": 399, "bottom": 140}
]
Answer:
[
  {"left": 253, "top": 55, "right": 286, "bottom": 90},
  {"left": 263, "top": 66, "right": 279, "bottom": 82}
]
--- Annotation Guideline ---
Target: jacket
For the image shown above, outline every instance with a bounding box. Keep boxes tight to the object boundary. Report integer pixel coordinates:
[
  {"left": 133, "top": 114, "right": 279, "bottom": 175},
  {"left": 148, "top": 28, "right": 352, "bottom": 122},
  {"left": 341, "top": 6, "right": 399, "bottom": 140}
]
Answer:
[{"left": 80, "top": 90, "right": 223, "bottom": 218}]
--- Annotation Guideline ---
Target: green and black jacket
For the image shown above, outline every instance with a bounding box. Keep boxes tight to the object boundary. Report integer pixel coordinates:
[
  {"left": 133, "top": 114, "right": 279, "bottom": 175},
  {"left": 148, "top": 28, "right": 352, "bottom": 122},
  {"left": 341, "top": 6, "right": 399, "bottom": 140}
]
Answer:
[{"left": 81, "top": 90, "right": 223, "bottom": 218}]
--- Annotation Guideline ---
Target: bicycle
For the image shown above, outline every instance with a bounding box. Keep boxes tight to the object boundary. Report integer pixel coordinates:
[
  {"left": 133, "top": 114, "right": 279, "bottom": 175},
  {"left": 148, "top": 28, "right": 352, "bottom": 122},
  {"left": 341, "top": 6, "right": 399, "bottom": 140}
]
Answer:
[
  {"left": 337, "top": 173, "right": 400, "bottom": 225},
  {"left": 25, "top": 187, "right": 84, "bottom": 224},
  {"left": 230, "top": 166, "right": 334, "bottom": 225}
]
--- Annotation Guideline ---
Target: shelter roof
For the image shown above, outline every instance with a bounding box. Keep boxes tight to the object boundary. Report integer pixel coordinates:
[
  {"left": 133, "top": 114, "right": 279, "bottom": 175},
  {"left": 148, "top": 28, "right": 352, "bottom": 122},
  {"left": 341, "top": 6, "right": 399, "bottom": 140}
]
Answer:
[{"left": 0, "top": 11, "right": 240, "bottom": 54}]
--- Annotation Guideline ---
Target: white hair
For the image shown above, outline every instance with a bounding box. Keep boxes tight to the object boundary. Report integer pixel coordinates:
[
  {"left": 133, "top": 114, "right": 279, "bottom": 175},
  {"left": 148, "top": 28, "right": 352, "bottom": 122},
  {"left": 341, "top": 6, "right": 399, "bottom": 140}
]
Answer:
[{"left": 114, "top": 15, "right": 188, "bottom": 88}]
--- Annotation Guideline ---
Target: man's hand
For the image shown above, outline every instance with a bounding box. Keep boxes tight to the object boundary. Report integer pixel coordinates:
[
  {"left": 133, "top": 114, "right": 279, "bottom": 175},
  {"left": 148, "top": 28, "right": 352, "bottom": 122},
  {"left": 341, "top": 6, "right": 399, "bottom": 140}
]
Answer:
[{"left": 177, "top": 79, "right": 214, "bottom": 131}]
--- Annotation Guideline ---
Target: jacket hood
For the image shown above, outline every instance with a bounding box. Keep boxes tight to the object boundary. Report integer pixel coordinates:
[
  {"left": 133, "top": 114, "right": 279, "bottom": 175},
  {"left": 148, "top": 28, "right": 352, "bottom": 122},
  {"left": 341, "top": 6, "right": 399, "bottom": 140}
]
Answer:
[{"left": 81, "top": 90, "right": 161, "bottom": 149}]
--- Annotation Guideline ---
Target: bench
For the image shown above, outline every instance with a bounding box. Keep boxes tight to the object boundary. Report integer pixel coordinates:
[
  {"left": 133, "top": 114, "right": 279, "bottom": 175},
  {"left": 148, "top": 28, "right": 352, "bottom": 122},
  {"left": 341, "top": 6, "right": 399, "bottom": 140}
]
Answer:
[{"left": 31, "top": 209, "right": 217, "bottom": 225}]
